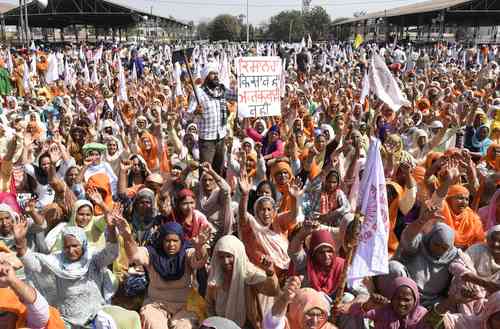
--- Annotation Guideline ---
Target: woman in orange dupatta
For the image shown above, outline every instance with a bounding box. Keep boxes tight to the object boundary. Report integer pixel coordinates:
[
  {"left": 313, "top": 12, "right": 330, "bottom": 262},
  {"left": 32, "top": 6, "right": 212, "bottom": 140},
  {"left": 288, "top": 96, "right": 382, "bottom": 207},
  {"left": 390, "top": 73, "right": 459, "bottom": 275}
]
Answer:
[
  {"left": 387, "top": 181, "right": 404, "bottom": 256},
  {"left": 137, "top": 131, "right": 170, "bottom": 173},
  {"left": 270, "top": 161, "right": 296, "bottom": 213},
  {"left": 442, "top": 184, "right": 486, "bottom": 249},
  {"left": 264, "top": 276, "right": 338, "bottom": 329}
]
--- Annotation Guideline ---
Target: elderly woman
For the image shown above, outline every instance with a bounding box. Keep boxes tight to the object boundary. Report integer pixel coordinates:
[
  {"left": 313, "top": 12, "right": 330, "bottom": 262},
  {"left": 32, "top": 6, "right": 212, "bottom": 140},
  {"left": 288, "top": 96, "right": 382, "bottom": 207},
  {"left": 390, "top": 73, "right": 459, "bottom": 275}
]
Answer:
[
  {"left": 206, "top": 235, "right": 280, "bottom": 329},
  {"left": 441, "top": 184, "right": 485, "bottom": 249},
  {"left": 348, "top": 277, "right": 428, "bottom": 329},
  {"left": 288, "top": 229, "right": 345, "bottom": 299},
  {"left": 264, "top": 276, "right": 338, "bottom": 329},
  {"left": 117, "top": 219, "right": 210, "bottom": 329},
  {"left": 16, "top": 215, "right": 140, "bottom": 329}
]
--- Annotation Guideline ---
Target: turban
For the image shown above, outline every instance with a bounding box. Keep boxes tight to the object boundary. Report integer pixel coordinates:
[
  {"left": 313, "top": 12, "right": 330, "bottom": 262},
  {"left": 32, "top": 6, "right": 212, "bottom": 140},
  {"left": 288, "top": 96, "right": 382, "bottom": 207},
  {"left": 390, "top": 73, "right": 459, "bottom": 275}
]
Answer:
[{"left": 270, "top": 161, "right": 293, "bottom": 181}]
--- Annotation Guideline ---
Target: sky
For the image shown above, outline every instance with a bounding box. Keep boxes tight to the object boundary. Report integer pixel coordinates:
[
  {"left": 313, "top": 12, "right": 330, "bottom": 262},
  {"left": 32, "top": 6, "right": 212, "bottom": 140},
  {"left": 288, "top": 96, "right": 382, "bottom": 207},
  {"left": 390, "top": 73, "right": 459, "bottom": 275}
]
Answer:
[{"left": 4, "top": 0, "right": 425, "bottom": 25}]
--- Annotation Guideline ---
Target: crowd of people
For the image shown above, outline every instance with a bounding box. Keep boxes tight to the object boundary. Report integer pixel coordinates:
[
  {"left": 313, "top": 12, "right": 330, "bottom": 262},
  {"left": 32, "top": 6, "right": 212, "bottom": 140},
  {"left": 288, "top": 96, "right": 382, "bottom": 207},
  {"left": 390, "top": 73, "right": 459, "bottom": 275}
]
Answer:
[{"left": 0, "top": 38, "right": 498, "bottom": 329}]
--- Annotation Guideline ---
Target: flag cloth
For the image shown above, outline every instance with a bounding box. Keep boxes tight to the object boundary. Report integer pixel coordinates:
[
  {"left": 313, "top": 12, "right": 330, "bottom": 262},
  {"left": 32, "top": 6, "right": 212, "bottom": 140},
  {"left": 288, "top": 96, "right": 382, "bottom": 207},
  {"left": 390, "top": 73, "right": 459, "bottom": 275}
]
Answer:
[
  {"left": 117, "top": 57, "right": 127, "bottom": 101},
  {"left": 360, "top": 72, "right": 370, "bottom": 110},
  {"left": 368, "top": 54, "right": 410, "bottom": 111},
  {"left": 6, "top": 49, "right": 13, "bottom": 74},
  {"left": 354, "top": 34, "right": 364, "bottom": 49},
  {"left": 348, "top": 138, "right": 389, "bottom": 283},
  {"left": 131, "top": 62, "right": 138, "bottom": 81}
]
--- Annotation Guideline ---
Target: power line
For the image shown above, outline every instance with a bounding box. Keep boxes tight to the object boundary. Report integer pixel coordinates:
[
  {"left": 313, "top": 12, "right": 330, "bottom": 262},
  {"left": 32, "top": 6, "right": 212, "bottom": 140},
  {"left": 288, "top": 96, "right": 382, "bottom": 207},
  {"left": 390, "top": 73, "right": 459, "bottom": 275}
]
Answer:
[{"left": 142, "top": 0, "right": 417, "bottom": 8}]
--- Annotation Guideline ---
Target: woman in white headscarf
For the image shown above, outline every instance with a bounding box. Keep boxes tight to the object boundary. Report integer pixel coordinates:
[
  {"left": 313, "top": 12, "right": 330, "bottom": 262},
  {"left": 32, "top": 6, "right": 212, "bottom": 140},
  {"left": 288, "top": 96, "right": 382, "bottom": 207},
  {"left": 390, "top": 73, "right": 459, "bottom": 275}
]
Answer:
[
  {"left": 17, "top": 220, "right": 140, "bottom": 329},
  {"left": 206, "top": 235, "right": 280, "bottom": 329}
]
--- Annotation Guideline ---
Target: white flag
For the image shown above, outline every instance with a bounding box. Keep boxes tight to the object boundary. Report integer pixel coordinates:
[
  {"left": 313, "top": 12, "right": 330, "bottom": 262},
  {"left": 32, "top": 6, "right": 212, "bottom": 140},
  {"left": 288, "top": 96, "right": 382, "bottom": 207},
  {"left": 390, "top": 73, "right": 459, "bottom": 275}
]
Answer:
[
  {"left": 23, "top": 61, "right": 30, "bottom": 91},
  {"left": 174, "top": 62, "right": 183, "bottom": 97},
  {"left": 219, "top": 52, "right": 230, "bottom": 89},
  {"left": 30, "top": 55, "right": 37, "bottom": 76},
  {"left": 46, "top": 53, "right": 59, "bottom": 83},
  {"left": 360, "top": 72, "right": 370, "bottom": 105},
  {"left": 117, "top": 57, "right": 127, "bottom": 101},
  {"left": 82, "top": 61, "right": 90, "bottom": 83},
  {"left": 348, "top": 138, "right": 389, "bottom": 283},
  {"left": 6, "top": 49, "right": 13, "bottom": 73},
  {"left": 368, "top": 54, "right": 409, "bottom": 111},
  {"left": 91, "top": 63, "right": 99, "bottom": 84},
  {"left": 131, "top": 62, "right": 138, "bottom": 81}
]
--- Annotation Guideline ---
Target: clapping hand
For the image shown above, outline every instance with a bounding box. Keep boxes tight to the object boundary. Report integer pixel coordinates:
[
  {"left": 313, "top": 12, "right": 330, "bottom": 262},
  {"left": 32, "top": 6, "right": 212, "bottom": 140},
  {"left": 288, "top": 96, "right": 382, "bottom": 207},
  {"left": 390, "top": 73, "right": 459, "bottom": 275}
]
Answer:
[
  {"left": 288, "top": 177, "right": 304, "bottom": 198},
  {"left": 281, "top": 276, "right": 303, "bottom": 303}
]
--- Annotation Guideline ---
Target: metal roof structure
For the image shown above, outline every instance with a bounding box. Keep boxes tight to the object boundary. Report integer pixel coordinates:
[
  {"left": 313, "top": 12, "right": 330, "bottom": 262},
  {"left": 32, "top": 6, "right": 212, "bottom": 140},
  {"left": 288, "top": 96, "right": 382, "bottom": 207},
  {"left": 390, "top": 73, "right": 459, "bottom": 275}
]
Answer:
[
  {"left": 334, "top": 0, "right": 500, "bottom": 27},
  {"left": 1, "top": 0, "right": 188, "bottom": 28}
]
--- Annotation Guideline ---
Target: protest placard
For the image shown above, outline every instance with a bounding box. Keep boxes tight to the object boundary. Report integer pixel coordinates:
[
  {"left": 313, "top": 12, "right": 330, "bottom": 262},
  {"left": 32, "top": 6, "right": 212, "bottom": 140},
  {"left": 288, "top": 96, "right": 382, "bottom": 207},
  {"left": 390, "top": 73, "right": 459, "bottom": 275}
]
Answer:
[{"left": 237, "top": 56, "right": 282, "bottom": 118}]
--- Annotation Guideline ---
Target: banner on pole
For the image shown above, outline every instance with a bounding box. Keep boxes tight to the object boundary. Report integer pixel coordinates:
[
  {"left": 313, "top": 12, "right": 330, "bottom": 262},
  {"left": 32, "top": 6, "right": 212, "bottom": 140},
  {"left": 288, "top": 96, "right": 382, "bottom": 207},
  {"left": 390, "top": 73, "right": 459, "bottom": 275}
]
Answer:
[{"left": 237, "top": 56, "right": 282, "bottom": 118}]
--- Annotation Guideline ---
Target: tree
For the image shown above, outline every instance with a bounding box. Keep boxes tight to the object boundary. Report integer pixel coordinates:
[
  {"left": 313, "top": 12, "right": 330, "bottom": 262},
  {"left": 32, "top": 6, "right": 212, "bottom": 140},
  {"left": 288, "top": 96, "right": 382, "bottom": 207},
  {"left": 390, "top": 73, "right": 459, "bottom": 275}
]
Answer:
[
  {"left": 208, "top": 15, "right": 241, "bottom": 41},
  {"left": 304, "top": 6, "right": 331, "bottom": 40},
  {"left": 197, "top": 21, "right": 210, "bottom": 40},
  {"left": 267, "top": 10, "right": 305, "bottom": 42}
]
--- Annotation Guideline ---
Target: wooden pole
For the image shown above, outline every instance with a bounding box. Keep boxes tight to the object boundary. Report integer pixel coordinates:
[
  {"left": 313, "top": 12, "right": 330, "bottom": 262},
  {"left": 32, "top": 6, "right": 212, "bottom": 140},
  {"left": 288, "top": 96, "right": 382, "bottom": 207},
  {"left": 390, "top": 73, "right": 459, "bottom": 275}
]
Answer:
[
  {"left": 182, "top": 49, "right": 200, "bottom": 107},
  {"left": 332, "top": 212, "right": 363, "bottom": 322}
]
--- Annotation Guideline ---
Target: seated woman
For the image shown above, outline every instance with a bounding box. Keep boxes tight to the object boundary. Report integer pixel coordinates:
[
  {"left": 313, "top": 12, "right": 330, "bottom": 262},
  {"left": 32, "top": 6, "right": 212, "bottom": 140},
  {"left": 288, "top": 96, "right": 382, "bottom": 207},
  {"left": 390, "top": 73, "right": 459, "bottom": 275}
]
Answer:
[
  {"left": 0, "top": 260, "right": 65, "bottom": 329},
  {"left": 16, "top": 214, "right": 140, "bottom": 329},
  {"left": 116, "top": 218, "right": 210, "bottom": 329},
  {"left": 169, "top": 189, "right": 211, "bottom": 242},
  {"left": 478, "top": 189, "right": 500, "bottom": 231},
  {"left": 441, "top": 184, "right": 485, "bottom": 249},
  {"left": 263, "top": 275, "right": 338, "bottom": 329},
  {"left": 206, "top": 235, "right": 280, "bottom": 329},
  {"left": 288, "top": 228, "right": 345, "bottom": 299},
  {"left": 347, "top": 277, "right": 428, "bottom": 329}
]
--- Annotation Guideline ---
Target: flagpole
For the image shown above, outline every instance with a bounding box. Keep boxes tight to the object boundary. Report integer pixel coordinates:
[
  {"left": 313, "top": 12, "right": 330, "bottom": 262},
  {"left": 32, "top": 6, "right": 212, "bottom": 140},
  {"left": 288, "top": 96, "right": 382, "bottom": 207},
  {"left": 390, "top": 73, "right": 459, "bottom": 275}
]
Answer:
[
  {"left": 182, "top": 49, "right": 200, "bottom": 107},
  {"left": 332, "top": 212, "right": 363, "bottom": 321}
]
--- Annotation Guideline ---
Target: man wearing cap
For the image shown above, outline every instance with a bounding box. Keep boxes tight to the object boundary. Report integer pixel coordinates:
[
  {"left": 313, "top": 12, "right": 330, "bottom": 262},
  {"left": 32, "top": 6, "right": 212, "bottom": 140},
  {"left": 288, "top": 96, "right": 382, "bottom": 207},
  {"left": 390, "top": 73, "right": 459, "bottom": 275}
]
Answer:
[{"left": 189, "top": 61, "right": 237, "bottom": 174}]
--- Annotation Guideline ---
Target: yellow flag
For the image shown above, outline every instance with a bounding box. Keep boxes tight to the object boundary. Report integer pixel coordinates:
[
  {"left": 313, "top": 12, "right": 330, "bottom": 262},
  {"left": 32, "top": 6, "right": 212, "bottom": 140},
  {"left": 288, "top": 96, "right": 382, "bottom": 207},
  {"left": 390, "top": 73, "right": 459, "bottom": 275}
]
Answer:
[{"left": 354, "top": 34, "right": 364, "bottom": 49}]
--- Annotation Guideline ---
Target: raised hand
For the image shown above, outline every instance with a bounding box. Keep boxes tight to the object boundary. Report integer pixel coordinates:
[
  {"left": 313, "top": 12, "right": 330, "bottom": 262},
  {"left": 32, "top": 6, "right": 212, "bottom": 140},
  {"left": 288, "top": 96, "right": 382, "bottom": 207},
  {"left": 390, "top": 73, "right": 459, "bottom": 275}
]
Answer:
[
  {"left": 281, "top": 276, "right": 303, "bottom": 303},
  {"left": 260, "top": 255, "right": 275, "bottom": 273},
  {"left": 120, "top": 160, "right": 133, "bottom": 173},
  {"left": 24, "top": 198, "right": 38, "bottom": 215},
  {"left": 288, "top": 177, "right": 304, "bottom": 198},
  {"left": 239, "top": 172, "right": 252, "bottom": 195},
  {"left": 13, "top": 216, "right": 29, "bottom": 244},
  {"left": 0, "top": 261, "right": 16, "bottom": 288},
  {"left": 192, "top": 225, "right": 211, "bottom": 250},
  {"left": 87, "top": 188, "right": 104, "bottom": 206}
]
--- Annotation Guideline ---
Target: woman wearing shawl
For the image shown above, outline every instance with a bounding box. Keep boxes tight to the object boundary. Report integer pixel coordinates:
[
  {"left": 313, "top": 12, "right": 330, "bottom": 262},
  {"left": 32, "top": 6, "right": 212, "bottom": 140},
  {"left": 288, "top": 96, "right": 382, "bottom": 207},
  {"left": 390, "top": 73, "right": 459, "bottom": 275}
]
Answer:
[
  {"left": 346, "top": 277, "right": 428, "bottom": 329},
  {"left": 247, "top": 125, "right": 285, "bottom": 160},
  {"left": 269, "top": 160, "right": 297, "bottom": 213},
  {"left": 206, "top": 235, "right": 280, "bottom": 329},
  {"left": 478, "top": 190, "right": 500, "bottom": 230},
  {"left": 16, "top": 215, "right": 140, "bottom": 329},
  {"left": 0, "top": 260, "right": 65, "bottom": 329},
  {"left": 431, "top": 291, "right": 500, "bottom": 329},
  {"left": 453, "top": 226, "right": 500, "bottom": 305},
  {"left": 441, "top": 184, "right": 486, "bottom": 249},
  {"left": 117, "top": 154, "right": 151, "bottom": 199},
  {"left": 239, "top": 172, "right": 301, "bottom": 275},
  {"left": 45, "top": 200, "right": 106, "bottom": 253},
  {"left": 264, "top": 276, "right": 337, "bottom": 329},
  {"left": 104, "top": 135, "right": 129, "bottom": 176},
  {"left": 126, "top": 188, "right": 158, "bottom": 244},
  {"left": 135, "top": 131, "right": 170, "bottom": 173},
  {"left": 117, "top": 219, "right": 210, "bottom": 329},
  {"left": 288, "top": 229, "right": 345, "bottom": 299},
  {"left": 166, "top": 188, "right": 211, "bottom": 241},
  {"left": 389, "top": 189, "right": 461, "bottom": 308},
  {"left": 465, "top": 125, "right": 493, "bottom": 157},
  {"left": 382, "top": 134, "right": 417, "bottom": 178},
  {"left": 303, "top": 169, "right": 351, "bottom": 227}
]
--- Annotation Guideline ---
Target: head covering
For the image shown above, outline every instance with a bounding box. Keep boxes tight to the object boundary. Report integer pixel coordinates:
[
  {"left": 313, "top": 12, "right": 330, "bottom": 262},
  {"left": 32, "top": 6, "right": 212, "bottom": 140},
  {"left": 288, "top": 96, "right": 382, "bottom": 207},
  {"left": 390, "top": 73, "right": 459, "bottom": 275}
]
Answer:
[
  {"left": 104, "top": 136, "right": 123, "bottom": 163},
  {"left": 472, "top": 125, "right": 493, "bottom": 155},
  {"left": 35, "top": 226, "right": 92, "bottom": 280},
  {"left": 208, "top": 235, "right": 267, "bottom": 327},
  {"left": 286, "top": 288, "right": 333, "bottom": 329},
  {"left": 146, "top": 222, "right": 188, "bottom": 281},
  {"left": 478, "top": 190, "right": 500, "bottom": 231},
  {"left": 306, "top": 230, "right": 345, "bottom": 295},
  {"left": 484, "top": 143, "right": 499, "bottom": 171},
  {"left": 247, "top": 196, "right": 290, "bottom": 270},
  {"left": 447, "top": 184, "right": 470, "bottom": 199},
  {"left": 86, "top": 173, "right": 113, "bottom": 216},
  {"left": 422, "top": 223, "right": 459, "bottom": 265},
  {"left": 202, "top": 61, "right": 219, "bottom": 81},
  {"left": 202, "top": 317, "right": 241, "bottom": 329},
  {"left": 370, "top": 276, "right": 428, "bottom": 329},
  {"left": 320, "top": 124, "right": 335, "bottom": 143},
  {"left": 82, "top": 143, "right": 107, "bottom": 156},
  {"left": 270, "top": 161, "right": 293, "bottom": 183},
  {"left": 0, "top": 203, "right": 20, "bottom": 223}
]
